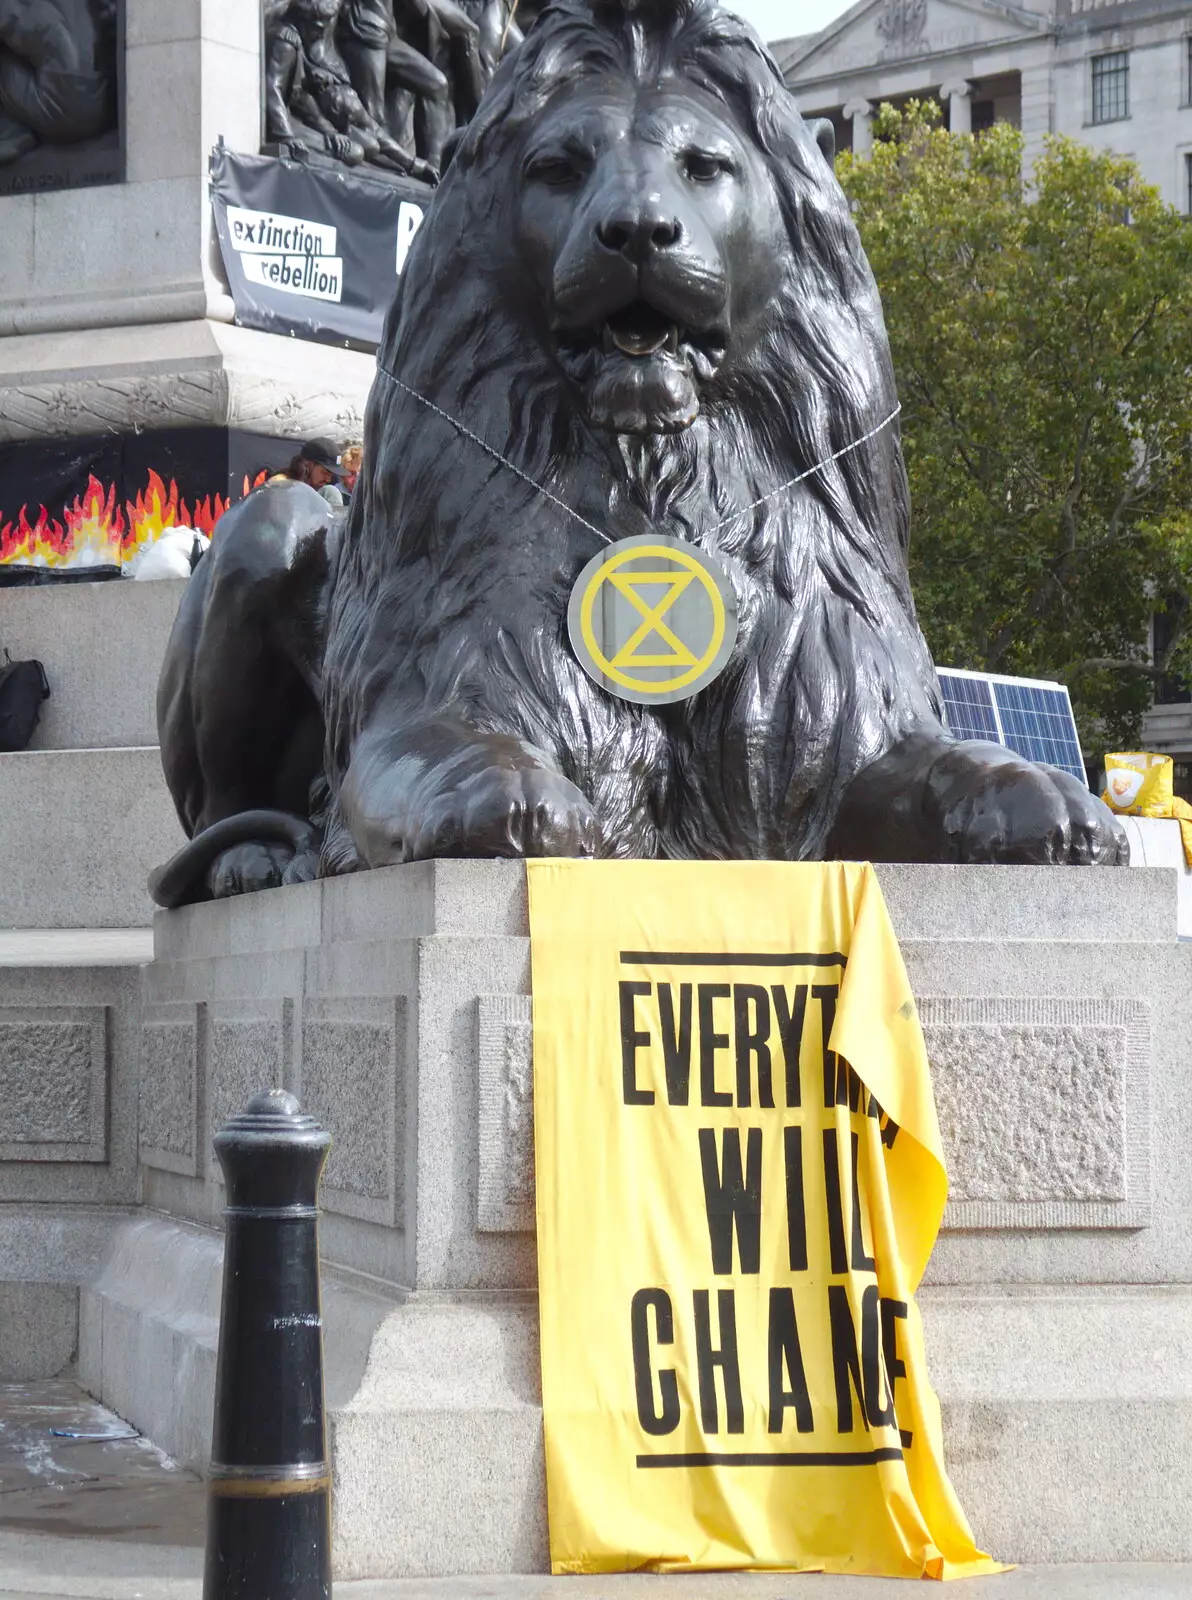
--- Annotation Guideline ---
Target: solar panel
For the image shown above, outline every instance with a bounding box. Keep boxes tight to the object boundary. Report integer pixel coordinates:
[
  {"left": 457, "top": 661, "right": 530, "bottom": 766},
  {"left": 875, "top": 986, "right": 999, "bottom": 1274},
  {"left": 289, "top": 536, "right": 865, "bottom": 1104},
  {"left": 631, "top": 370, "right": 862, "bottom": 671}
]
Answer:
[
  {"left": 936, "top": 668, "right": 1088, "bottom": 786},
  {"left": 934, "top": 670, "right": 999, "bottom": 743}
]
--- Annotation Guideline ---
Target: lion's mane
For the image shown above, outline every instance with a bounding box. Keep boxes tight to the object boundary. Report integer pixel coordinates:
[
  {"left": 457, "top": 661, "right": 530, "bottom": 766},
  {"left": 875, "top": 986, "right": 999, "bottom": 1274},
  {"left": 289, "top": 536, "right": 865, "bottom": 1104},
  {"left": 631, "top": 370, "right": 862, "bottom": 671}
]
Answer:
[{"left": 322, "top": 0, "right": 943, "bottom": 860}]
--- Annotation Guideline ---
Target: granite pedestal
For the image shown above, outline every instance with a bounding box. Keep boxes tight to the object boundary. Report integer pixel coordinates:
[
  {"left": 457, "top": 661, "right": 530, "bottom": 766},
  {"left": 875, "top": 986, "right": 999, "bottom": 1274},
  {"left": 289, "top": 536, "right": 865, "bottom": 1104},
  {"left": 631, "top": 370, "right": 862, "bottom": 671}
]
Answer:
[
  {"left": 63, "top": 859, "right": 1192, "bottom": 1576},
  {"left": 0, "top": 1, "right": 374, "bottom": 460}
]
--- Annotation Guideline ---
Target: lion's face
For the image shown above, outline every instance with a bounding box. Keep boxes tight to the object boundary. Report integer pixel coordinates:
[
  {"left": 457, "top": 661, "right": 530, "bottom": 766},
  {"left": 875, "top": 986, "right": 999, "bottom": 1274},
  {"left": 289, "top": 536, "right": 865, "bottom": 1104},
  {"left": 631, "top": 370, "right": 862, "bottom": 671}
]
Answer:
[{"left": 512, "top": 78, "right": 788, "bottom": 435}]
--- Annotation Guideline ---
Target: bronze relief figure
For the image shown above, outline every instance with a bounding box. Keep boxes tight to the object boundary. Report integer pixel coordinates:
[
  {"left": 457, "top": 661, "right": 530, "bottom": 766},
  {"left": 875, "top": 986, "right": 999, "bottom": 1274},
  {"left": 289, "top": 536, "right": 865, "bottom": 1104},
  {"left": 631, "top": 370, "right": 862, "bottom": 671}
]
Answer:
[{"left": 0, "top": 0, "right": 120, "bottom": 194}]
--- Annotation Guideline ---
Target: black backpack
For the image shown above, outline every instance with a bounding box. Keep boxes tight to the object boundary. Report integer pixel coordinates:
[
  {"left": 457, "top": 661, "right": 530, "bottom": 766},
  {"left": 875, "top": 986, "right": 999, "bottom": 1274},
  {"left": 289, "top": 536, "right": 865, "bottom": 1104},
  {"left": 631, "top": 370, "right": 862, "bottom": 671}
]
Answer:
[{"left": 0, "top": 651, "right": 50, "bottom": 752}]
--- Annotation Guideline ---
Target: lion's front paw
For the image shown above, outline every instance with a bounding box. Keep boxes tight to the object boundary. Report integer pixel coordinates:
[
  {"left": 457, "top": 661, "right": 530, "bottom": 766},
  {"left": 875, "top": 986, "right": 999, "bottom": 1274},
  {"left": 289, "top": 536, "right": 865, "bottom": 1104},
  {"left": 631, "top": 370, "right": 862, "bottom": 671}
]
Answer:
[
  {"left": 407, "top": 763, "right": 602, "bottom": 860},
  {"left": 941, "top": 757, "right": 1129, "bottom": 866},
  {"left": 342, "top": 727, "right": 604, "bottom": 866},
  {"left": 207, "top": 841, "right": 294, "bottom": 898}
]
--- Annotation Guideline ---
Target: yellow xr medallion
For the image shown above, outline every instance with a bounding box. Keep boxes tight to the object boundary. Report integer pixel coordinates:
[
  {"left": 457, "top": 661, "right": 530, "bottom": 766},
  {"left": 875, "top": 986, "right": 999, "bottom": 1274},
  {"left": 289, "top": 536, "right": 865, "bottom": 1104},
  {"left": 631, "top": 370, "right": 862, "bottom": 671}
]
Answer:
[{"left": 567, "top": 535, "right": 738, "bottom": 706}]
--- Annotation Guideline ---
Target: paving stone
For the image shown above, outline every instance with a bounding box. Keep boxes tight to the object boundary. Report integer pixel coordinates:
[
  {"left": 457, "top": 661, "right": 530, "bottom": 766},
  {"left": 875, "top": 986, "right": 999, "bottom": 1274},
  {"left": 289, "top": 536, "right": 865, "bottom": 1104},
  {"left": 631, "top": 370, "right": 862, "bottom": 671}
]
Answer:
[{"left": 0, "top": 1380, "right": 202, "bottom": 1549}]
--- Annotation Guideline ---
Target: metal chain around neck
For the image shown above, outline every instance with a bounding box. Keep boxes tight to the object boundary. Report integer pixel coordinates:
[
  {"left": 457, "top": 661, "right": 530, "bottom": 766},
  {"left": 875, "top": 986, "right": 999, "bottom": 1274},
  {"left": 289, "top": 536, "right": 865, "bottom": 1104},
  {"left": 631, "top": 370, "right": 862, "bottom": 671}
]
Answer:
[{"left": 375, "top": 358, "right": 901, "bottom": 546}]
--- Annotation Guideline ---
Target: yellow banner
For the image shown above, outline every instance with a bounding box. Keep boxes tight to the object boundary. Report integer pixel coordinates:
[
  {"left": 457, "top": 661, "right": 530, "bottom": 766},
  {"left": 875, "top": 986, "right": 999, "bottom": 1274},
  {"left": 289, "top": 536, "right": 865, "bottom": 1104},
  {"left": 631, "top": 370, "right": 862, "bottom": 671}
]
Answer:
[{"left": 529, "top": 859, "right": 1001, "bottom": 1579}]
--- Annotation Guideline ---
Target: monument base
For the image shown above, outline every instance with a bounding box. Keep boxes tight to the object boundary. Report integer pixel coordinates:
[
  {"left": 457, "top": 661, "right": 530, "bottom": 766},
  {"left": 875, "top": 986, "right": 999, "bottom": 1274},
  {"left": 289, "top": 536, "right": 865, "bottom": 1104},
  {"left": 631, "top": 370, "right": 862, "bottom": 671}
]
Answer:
[
  {"left": 81, "top": 1225, "right": 1192, "bottom": 1574},
  {"left": 72, "top": 860, "right": 1192, "bottom": 1575},
  {"left": 82, "top": 1220, "right": 546, "bottom": 1576}
]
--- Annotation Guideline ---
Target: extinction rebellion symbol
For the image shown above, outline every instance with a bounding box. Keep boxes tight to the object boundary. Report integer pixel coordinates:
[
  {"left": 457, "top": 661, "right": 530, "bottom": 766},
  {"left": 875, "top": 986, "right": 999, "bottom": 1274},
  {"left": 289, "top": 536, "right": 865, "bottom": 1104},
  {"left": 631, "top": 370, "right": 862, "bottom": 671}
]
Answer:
[{"left": 568, "top": 535, "right": 738, "bottom": 706}]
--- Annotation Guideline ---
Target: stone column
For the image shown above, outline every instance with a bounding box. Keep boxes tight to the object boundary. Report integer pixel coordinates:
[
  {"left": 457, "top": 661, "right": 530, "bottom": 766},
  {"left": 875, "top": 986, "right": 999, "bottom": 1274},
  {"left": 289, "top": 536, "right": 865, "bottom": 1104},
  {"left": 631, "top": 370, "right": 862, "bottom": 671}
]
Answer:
[
  {"left": 942, "top": 80, "right": 973, "bottom": 134},
  {"left": 1019, "top": 56, "right": 1055, "bottom": 177},
  {"left": 844, "top": 98, "right": 874, "bottom": 155}
]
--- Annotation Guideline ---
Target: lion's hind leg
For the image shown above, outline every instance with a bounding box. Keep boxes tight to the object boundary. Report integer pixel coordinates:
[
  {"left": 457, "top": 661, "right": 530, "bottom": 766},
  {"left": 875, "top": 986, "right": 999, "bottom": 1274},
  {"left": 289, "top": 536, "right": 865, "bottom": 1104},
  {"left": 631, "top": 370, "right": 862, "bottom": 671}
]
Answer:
[
  {"left": 153, "top": 482, "right": 336, "bottom": 906},
  {"left": 149, "top": 810, "right": 322, "bottom": 909}
]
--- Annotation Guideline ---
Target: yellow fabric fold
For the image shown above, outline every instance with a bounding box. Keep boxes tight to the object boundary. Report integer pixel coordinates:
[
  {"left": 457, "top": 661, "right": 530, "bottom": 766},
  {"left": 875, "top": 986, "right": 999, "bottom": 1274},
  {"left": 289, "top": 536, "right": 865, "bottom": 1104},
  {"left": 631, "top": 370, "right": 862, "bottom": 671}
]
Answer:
[{"left": 529, "top": 859, "right": 1003, "bottom": 1580}]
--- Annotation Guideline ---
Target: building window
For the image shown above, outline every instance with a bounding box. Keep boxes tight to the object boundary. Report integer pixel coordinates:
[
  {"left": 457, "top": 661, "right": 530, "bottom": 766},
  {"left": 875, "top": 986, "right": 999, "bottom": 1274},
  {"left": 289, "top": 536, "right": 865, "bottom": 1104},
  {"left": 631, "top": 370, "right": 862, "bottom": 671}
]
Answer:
[
  {"left": 1153, "top": 604, "right": 1191, "bottom": 705},
  {"left": 1186, "top": 35, "right": 1192, "bottom": 106},
  {"left": 1186, "top": 152, "right": 1192, "bottom": 217},
  {"left": 1091, "top": 51, "right": 1129, "bottom": 124}
]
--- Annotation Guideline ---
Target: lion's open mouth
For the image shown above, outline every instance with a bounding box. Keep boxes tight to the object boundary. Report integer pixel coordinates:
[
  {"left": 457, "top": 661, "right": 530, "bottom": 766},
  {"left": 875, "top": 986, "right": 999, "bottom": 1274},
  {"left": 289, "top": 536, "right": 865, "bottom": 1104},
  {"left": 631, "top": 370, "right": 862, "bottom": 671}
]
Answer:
[
  {"left": 605, "top": 302, "right": 674, "bottom": 358},
  {"left": 553, "top": 299, "right": 726, "bottom": 434},
  {"left": 560, "top": 300, "right": 725, "bottom": 380}
]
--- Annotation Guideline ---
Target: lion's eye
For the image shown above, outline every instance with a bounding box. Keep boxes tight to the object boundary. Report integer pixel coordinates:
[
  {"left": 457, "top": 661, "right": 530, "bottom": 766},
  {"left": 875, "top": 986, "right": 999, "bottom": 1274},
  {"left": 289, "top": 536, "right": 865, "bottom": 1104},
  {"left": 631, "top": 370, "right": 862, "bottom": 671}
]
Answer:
[
  {"left": 528, "top": 155, "right": 584, "bottom": 189},
  {"left": 681, "top": 150, "right": 731, "bottom": 183}
]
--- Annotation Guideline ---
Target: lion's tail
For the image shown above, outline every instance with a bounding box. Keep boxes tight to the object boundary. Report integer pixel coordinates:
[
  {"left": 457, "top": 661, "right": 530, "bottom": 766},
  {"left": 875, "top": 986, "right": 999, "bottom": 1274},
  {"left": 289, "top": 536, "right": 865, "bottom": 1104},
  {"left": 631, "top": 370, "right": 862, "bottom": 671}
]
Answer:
[{"left": 148, "top": 811, "right": 321, "bottom": 910}]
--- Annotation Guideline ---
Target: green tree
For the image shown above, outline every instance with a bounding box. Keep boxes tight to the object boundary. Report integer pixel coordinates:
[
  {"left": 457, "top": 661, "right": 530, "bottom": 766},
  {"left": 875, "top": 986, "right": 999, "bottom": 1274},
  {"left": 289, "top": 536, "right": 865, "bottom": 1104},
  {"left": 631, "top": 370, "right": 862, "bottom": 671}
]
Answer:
[{"left": 837, "top": 103, "right": 1192, "bottom": 747}]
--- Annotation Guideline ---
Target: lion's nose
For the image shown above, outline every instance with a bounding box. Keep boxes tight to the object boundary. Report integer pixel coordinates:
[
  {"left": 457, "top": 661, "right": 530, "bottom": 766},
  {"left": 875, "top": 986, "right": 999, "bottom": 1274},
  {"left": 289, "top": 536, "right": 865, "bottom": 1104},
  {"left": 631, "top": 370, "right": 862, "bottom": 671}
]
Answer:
[{"left": 595, "top": 206, "right": 682, "bottom": 262}]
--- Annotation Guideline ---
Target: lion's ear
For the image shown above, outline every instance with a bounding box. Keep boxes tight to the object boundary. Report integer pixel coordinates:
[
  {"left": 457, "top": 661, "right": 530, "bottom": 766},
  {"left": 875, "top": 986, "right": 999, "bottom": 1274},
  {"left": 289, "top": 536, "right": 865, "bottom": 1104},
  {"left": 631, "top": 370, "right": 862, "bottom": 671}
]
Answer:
[{"left": 807, "top": 117, "right": 835, "bottom": 167}]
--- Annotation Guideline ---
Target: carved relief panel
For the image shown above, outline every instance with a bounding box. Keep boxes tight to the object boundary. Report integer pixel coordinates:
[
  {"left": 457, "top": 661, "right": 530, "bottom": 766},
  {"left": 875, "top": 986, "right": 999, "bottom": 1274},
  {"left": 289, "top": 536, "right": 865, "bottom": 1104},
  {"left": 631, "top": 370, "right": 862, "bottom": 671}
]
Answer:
[{"left": 0, "top": 0, "right": 123, "bottom": 198}]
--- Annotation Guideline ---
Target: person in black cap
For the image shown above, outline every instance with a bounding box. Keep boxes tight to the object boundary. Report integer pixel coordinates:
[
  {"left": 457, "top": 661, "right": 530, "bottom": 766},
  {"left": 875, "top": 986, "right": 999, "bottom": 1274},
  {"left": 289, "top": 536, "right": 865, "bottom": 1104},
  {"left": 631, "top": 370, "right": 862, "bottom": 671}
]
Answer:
[
  {"left": 293, "top": 438, "right": 343, "bottom": 487},
  {"left": 272, "top": 438, "right": 346, "bottom": 508}
]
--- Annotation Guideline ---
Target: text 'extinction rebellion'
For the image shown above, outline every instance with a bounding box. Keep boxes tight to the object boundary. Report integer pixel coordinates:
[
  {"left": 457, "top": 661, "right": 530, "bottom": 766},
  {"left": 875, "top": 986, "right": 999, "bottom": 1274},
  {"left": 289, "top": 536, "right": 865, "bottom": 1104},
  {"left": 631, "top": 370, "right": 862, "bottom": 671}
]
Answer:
[{"left": 225, "top": 201, "right": 425, "bottom": 304}]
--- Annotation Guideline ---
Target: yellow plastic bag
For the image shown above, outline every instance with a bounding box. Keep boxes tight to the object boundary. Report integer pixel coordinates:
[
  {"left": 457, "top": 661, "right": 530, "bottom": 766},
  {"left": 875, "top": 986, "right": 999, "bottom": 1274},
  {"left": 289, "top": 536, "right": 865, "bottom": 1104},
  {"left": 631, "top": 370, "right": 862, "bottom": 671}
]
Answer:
[{"left": 1102, "top": 752, "right": 1173, "bottom": 818}]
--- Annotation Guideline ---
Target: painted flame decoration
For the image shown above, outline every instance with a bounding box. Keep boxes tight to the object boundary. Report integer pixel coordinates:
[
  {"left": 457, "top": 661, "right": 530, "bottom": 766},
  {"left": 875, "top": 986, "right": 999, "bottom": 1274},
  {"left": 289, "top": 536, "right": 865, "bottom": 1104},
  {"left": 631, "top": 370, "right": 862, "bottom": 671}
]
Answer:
[{"left": 0, "top": 469, "right": 269, "bottom": 569}]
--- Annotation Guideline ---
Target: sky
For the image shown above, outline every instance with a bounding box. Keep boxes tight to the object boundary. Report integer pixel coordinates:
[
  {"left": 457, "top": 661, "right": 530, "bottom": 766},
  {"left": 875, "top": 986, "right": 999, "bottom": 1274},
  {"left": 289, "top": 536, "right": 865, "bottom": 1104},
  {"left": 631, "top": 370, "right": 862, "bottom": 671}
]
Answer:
[{"left": 729, "top": 0, "right": 854, "bottom": 45}]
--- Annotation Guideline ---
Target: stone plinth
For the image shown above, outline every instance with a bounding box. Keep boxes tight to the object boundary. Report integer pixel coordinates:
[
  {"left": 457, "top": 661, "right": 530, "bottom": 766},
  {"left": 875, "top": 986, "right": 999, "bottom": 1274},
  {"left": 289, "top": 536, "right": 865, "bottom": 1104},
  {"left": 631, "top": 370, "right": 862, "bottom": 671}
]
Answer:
[
  {"left": 0, "top": 318, "right": 375, "bottom": 453},
  {"left": 0, "top": 0, "right": 373, "bottom": 449},
  {"left": 73, "top": 860, "right": 1192, "bottom": 1575},
  {"left": 0, "top": 580, "right": 187, "bottom": 930},
  {"left": 0, "top": 580, "right": 185, "bottom": 752},
  {"left": 1118, "top": 815, "right": 1192, "bottom": 938},
  {"left": 0, "top": 933, "right": 150, "bottom": 1381},
  {"left": 0, "top": 0, "right": 253, "bottom": 341}
]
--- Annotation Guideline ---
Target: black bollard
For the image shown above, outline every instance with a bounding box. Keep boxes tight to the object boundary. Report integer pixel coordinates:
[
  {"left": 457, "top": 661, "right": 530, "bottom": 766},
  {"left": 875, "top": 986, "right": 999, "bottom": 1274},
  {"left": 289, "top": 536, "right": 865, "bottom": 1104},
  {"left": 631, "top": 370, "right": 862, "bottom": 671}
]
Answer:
[{"left": 204, "top": 1089, "right": 332, "bottom": 1600}]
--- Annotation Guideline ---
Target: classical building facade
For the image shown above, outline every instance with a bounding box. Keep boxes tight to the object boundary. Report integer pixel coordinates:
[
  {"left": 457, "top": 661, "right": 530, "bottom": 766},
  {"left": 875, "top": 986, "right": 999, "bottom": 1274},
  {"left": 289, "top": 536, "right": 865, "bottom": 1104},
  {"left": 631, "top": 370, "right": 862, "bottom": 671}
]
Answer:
[{"left": 776, "top": 0, "right": 1192, "bottom": 213}]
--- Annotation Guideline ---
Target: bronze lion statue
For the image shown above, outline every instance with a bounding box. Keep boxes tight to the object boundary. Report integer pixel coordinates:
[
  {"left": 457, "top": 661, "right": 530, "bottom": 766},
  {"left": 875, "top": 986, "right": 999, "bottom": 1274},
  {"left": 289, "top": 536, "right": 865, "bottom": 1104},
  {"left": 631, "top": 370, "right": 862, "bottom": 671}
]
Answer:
[{"left": 151, "top": 0, "right": 1125, "bottom": 907}]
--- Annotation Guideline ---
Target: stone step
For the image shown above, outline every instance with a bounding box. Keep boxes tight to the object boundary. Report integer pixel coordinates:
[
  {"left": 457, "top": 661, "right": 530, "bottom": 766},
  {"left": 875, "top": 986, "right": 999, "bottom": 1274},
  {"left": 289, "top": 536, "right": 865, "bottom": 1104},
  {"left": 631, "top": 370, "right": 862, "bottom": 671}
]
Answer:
[
  {"left": 80, "top": 1216, "right": 395, "bottom": 1499},
  {"left": 0, "top": 929, "right": 153, "bottom": 966},
  {"left": 0, "top": 746, "right": 183, "bottom": 928},
  {"left": 4, "top": 1537, "right": 1191, "bottom": 1598},
  {"left": 78, "top": 1219, "right": 1192, "bottom": 1573},
  {"left": 0, "top": 578, "right": 185, "bottom": 752}
]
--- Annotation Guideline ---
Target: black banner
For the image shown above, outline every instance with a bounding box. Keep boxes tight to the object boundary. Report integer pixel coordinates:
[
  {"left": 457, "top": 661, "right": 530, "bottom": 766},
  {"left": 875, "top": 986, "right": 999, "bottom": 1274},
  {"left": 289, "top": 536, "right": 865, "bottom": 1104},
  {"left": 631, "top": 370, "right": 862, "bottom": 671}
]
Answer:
[
  {"left": 210, "top": 145, "right": 432, "bottom": 351},
  {"left": 0, "top": 427, "right": 298, "bottom": 583}
]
